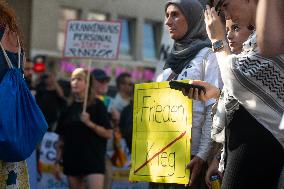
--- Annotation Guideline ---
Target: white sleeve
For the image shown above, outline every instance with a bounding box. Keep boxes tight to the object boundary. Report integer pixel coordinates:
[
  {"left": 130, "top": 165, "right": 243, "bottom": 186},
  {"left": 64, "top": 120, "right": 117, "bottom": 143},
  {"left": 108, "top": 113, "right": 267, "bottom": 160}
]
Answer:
[
  {"left": 196, "top": 104, "right": 213, "bottom": 161},
  {"left": 196, "top": 52, "right": 222, "bottom": 160},
  {"left": 204, "top": 52, "right": 223, "bottom": 106}
]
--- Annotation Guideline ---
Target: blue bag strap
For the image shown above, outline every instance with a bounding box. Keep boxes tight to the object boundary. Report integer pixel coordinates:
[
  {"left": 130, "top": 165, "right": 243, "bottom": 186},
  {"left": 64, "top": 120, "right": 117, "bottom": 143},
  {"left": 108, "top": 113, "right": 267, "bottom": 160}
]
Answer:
[{"left": 0, "top": 35, "right": 21, "bottom": 69}]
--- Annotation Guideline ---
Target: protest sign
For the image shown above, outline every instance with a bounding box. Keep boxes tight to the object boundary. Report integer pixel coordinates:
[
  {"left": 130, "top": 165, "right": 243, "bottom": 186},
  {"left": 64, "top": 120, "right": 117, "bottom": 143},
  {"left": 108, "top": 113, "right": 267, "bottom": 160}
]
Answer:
[
  {"left": 63, "top": 20, "right": 121, "bottom": 60},
  {"left": 37, "top": 132, "right": 69, "bottom": 189},
  {"left": 63, "top": 19, "right": 121, "bottom": 112},
  {"left": 129, "top": 81, "right": 192, "bottom": 184}
]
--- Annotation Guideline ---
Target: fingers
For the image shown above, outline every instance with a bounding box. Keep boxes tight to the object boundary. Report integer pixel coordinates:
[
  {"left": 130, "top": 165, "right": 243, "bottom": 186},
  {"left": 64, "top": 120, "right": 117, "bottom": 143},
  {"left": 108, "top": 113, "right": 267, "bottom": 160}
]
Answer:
[
  {"left": 211, "top": 7, "right": 218, "bottom": 18},
  {"left": 181, "top": 88, "right": 189, "bottom": 96},
  {"left": 204, "top": 6, "right": 209, "bottom": 20},
  {"left": 188, "top": 88, "right": 194, "bottom": 98},
  {"left": 204, "top": 6, "right": 211, "bottom": 23},
  {"left": 205, "top": 5, "right": 218, "bottom": 17},
  {"left": 186, "top": 88, "right": 206, "bottom": 101},
  {"left": 81, "top": 112, "right": 90, "bottom": 119},
  {"left": 181, "top": 88, "right": 193, "bottom": 98},
  {"left": 205, "top": 172, "right": 212, "bottom": 188},
  {"left": 189, "top": 166, "right": 198, "bottom": 186},
  {"left": 54, "top": 170, "right": 61, "bottom": 180},
  {"left": 186, "top": 162, "right": 193, "bottom": 187},
  {"left": 193, "top": 88, "right": 199, "bottom": 100},
  {"left": 199, "top": 90, "right": 207, "bottom": 102},
  {"left": 186, "top": 161, "right": 193, "bottom": 170}
]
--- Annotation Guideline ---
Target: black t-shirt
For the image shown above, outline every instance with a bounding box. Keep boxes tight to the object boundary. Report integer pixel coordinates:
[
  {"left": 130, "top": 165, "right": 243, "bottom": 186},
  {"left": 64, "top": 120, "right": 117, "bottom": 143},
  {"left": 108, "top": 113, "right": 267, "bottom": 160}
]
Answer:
[
  {"left": 36, "top": 89, "right": 66, "bottom": 126},
  {"left": 56, "top": 98, "right": 112, "bottom": 175}
]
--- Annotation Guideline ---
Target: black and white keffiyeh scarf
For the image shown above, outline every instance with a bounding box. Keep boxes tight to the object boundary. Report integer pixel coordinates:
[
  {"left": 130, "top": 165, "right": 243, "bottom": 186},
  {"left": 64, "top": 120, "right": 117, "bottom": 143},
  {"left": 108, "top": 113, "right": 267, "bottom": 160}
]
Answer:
[{"left": 213, "top": 31, "right": 284, "bottom": 149}]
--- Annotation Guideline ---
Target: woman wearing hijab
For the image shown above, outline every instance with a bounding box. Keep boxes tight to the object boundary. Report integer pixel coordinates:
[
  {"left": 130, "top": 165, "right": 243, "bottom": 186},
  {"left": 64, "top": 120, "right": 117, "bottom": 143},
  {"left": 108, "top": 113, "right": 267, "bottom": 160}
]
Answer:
[
  {"left": 186, "top": 0, "right": 284, "bottom": 188},
  {"left": 151, "top": 0, "right": 222, "bottom": 188}
]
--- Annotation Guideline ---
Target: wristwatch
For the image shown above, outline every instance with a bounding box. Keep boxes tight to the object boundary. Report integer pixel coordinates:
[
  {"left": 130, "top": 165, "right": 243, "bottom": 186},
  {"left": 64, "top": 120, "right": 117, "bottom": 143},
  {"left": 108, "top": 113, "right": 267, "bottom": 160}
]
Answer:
[{"left": 212, "top": 40, "right": 224, "bottom": 52}]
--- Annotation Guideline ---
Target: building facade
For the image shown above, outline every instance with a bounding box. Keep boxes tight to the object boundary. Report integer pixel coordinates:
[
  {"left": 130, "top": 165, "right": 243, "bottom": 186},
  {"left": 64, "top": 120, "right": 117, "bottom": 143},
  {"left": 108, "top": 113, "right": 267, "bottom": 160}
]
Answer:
[
  {"left": 8, "top": 0, "right": 209, "bottom": 83},
  {"left": 8, "top": 0, "right": 164, "bottom": 82}
]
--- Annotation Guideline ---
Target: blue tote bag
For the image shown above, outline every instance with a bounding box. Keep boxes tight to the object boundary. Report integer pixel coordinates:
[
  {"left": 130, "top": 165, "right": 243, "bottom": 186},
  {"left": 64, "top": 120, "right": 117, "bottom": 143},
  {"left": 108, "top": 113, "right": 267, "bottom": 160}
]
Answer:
[{"left": 0, "top": 39, "right": 48, "bottom": 162}]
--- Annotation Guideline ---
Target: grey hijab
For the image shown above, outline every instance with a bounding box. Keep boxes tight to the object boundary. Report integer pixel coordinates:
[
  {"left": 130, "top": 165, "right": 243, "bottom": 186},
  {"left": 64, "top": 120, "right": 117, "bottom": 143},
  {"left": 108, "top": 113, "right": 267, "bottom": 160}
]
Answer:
[{"left": 163, "top": 0, "right": 211, "bottom": 74}]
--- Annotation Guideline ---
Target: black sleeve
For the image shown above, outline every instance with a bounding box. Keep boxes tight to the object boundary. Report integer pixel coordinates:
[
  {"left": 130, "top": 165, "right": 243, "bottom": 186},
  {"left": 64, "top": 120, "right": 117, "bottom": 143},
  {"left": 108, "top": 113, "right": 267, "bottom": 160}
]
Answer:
[
  {"left": 55, "top": 107, "right": 69, "bottom": 136},
  {"left": 119, "top": 103, "right": 133, "bottom": 139},
  {"left": 90, "top": 99, "right": 112, "bottom": 130},
  {"left": 119, "top": 102, "right": 133, "bottom": 152}
]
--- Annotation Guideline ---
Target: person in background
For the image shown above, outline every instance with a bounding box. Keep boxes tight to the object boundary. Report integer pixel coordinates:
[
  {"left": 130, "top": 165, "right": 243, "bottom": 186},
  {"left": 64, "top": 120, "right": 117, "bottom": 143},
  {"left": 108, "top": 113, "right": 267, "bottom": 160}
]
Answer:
[
  {"left": 118, "top": 88, "right": 134, "bottom": 153},
  {"left": 204, "top": 19, "right": 252, "bottom": 188},
  {"left": 109, "top": 72, "right": 133, "bottom": 150},
  {"left": 152, "top": 1, "right": 222, "bottom": 189},
  {"left": 91, "top": 68, "right": 112, "bottom": 111},
  {"left": 108, "top": 72, "right": 133, "bottom": 169},
  {"left": 36, "top": 72, "right": 66, "bottom": 131},
  {"left": 23, "top": 58, "right": 34, "bottom": 89},
  {"left": 91, "top": 68, "right": 114, "bottom": 189},
  {"left": 111, "top": 72, "right": 133, "bottom": 115},
  {"left": 186, "top": 1, "right": 284, "bottom": 188},
  {"left": 0, "top": 0, "right": 29, "bottom": 188},
  {"left": 116, "top": 77, "right": 134, "bottom": 156},
  {"left": 54, "top": 68, "right": 113, "bottom": 189}
]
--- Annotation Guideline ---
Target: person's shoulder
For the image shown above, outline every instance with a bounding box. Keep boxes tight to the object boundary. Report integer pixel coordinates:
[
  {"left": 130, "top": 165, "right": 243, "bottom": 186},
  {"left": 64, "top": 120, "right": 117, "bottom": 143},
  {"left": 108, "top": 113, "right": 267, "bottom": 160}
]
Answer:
[
  {"left": 192, "top": 47, "right": 214, "bottom": 61},
  {"left": 113, "top": 93, "right": 123, "bottom": 103},
  {"left": 197, "top": 47, "right": 212, "bottom": 56},
  {"left": 192, "top": 47, "right": 217, "bottom": 64}
]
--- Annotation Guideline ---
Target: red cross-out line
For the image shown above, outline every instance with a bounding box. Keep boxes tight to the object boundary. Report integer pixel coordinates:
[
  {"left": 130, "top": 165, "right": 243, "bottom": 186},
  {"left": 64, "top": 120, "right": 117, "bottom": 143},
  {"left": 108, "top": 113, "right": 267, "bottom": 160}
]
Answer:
[{"left": 134, "top": 131, "right": 187, "bottom": 174}]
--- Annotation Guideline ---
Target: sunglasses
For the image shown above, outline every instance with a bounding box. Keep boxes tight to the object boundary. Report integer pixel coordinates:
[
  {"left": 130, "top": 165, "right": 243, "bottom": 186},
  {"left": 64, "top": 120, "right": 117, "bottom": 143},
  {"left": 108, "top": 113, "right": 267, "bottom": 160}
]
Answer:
[{"left": 215, "top": 0, "right": 224, "bottom": 15}]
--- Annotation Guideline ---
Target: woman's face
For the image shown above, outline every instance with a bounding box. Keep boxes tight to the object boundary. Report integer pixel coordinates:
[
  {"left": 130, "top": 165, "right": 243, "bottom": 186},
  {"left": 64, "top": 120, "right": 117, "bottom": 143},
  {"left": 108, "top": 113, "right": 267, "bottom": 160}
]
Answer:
[
  {"left": 226, "top": 20, "right": 251, "bottom": 54},
  {"left": 93, "top": 79, "right": 109, "bottom": 96},
  {"left": 71, "top": 75, "right": 86, "bottom": 95},
  {"left": 165, "top": 4, "right": 188, "bottom": 40}
]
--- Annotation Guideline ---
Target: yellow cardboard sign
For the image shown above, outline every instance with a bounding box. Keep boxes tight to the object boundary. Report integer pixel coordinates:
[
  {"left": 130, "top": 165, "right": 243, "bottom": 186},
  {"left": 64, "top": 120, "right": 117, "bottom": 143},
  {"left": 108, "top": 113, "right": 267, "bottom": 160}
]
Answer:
[{"left": 129, "top": 81, "right": 192, "bottom": 184}]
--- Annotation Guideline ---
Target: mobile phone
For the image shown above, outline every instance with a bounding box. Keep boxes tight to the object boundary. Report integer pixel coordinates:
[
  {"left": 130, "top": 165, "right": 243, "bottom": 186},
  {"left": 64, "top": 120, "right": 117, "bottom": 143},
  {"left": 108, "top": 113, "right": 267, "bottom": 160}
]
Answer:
[{"left": 169, "top": 81, "right": 206, "bottom": 94}]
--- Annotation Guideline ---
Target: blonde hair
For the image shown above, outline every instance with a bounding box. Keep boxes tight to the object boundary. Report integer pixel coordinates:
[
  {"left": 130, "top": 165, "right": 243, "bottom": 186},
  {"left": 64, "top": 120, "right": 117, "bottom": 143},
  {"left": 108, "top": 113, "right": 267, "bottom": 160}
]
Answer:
[
  {"left": 71, "top": 68, "right": 86, "bottom": 80},
  {"left": 69, "top": 68, "right": 94, "bottom": 106}
]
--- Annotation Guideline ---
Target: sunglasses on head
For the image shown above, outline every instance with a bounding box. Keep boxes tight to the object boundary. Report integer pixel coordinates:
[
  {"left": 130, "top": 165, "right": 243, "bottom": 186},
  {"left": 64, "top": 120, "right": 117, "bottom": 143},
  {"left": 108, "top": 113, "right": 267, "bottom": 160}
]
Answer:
[{"left": 215, "top": 0, "right": 224, "bottom": 15}]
